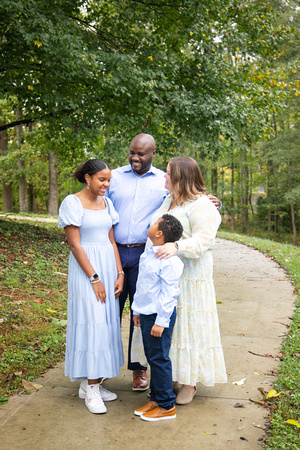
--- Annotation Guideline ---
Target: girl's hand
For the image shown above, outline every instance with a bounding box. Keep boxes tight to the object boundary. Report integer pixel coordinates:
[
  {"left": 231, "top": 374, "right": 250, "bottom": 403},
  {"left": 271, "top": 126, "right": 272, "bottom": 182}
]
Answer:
[
  {"left": 114, "top": 274, "right": 124, "bottom": 298},
  {"left": 92, "top": 280, "right": 106, "bottom": 303},
  {"left": 155, "top": 242, "right": 178, "bottom": 259}
]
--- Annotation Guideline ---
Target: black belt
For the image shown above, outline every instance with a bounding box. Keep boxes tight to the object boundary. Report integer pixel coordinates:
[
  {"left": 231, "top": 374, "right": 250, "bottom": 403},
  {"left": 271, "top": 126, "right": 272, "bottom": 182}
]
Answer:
[{"left": 117, "top": 243, "right": 145, "bottom": 248}]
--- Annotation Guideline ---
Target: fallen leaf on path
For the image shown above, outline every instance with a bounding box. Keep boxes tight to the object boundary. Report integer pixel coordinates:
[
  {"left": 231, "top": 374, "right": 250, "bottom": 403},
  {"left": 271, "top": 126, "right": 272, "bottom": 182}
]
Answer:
[
  {"left": 258, "top": 387, "right": 266, "bottom": 396},
  {"left": 249, "top": 398, "right": 266, "bottom": 407},
  {"left": 249, "top": 350, "right": 276, "bottom": 358},
  {"left": 286, "top": 419, "right": 300, "bottom": 428},
  {"left": 233, "top": 378, "right": 246, "bottom": 386},
  {"left": 265, "top": 369, "right": 277, "bottom": 376},
  {"left": 266, "top": 389, "right": 281, "bottom": 399},
  {"left": 22, "top": 380, "right": 43, "bottom": 391},
  {"left": 252, "top": 423, "right": 265, "bottom": 429},
  {"left": 234, "top": 402, "right": 244, "bottom": 408},
  {"left": 22, "top": 380, "right": 36, "bottom": 391}
]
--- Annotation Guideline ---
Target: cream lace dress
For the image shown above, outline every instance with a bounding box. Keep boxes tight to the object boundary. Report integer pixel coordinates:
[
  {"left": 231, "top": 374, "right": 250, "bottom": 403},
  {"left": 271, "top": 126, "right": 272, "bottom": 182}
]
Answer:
[{"left": 132, "top": 194, "right": 227, "bottom": 387}]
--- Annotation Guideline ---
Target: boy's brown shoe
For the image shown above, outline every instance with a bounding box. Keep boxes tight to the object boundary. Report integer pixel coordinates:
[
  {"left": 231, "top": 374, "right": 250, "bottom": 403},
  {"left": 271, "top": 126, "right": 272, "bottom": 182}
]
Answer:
[
  {"left": 134, "top": 401, "right": 158, "bottom": 416},
  {"left": 140, "top": 406, "right": 176, "bottom": 421}
]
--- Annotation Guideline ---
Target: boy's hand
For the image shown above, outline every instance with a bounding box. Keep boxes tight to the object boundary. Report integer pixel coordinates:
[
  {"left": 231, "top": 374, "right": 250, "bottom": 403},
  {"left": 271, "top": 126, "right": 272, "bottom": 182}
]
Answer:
[
  {"left": 151, "top": 324, "right": 164, "bottom": 337},
  {"left": 133, "top": 315, "right": 140, "bottom": 327}
]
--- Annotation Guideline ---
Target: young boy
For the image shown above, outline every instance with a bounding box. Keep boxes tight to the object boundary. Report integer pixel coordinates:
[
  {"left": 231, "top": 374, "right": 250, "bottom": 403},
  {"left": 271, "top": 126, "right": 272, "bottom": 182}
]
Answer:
[{"left": 132, "top": 214, "right": 184, "bottom": 422}]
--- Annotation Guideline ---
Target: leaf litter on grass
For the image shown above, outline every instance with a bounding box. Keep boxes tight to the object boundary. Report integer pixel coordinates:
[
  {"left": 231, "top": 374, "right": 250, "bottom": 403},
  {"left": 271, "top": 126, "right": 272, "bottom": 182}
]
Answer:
[{"left": 0, "top": 218, "right": 69, "bottom": 399}]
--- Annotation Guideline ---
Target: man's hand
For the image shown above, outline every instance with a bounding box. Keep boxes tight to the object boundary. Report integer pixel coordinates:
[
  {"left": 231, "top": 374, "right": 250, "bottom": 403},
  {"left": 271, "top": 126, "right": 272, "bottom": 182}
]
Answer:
[
  {"left": 208, "top": 194, "right": 220, "bottom": 209},
  {"left": 151, "top": 324, "right": 164, "bottom": 337},
  {"left": 133, "top": 315, "right": 140, "bottom": 327}
]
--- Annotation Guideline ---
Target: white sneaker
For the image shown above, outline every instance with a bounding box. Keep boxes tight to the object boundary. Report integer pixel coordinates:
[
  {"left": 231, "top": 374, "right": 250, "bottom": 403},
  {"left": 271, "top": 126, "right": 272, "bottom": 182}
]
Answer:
[
  {"left": 85, "top": 384, "right": 107, "bottom": 414},
  {"left": 79, "top": 379, "right": 88, "bottom": 399},
  {"left": 99, "top": 384, "right": 117, "bottom": 401},
  {"left": 79, "top": 379, "right": 117, "bottom": 401}
]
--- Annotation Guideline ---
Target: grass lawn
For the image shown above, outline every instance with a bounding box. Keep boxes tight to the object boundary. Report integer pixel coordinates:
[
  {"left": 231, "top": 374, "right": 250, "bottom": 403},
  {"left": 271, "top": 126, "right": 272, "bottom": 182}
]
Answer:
[
  {"left": 0, "top": 218, "right": 69, "bottom": 402},
  {"left": 0, "top": 218, "right": 299, "bottom": 447},
  {"left": 218, "top": 231, "right": 300, "bottom": 449}
]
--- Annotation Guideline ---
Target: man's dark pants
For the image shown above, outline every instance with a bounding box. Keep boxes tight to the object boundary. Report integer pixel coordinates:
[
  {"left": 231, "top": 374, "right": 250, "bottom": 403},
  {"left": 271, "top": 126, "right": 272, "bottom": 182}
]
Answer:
[
  {"left": 140, "top": 309, "right": 176, "bottom": 410},
  {"left": 117, "top": 244, "right": 147, "bottom": 371}
]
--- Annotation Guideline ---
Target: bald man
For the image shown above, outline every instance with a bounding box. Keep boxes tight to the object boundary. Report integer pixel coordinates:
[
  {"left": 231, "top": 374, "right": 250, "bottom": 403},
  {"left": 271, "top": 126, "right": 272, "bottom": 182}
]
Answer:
[{"left": 107, "top": 133, "right": 220, "bottom": 391}]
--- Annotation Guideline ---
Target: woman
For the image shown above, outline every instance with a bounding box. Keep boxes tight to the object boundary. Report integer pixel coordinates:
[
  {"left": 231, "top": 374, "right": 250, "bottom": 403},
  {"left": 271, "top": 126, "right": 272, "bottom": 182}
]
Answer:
[
  {"left": 58, "top": 159, "right": 124, "bottom": 414},
  {"left": 152, "top": 156, "right": 227, "bottom": 404}
]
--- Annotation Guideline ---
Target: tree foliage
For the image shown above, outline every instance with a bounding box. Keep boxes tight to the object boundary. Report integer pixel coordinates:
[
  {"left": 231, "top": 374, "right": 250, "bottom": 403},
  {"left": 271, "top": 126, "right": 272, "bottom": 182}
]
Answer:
[{"left": 0, "top": 0, "right": 291, "bottom": 145}]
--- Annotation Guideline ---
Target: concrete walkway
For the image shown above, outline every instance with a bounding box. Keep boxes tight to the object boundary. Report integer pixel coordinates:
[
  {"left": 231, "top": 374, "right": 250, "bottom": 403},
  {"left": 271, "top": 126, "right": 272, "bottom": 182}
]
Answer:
[{"left": 0, "top": 238, "right": 296, "bottom": 450}]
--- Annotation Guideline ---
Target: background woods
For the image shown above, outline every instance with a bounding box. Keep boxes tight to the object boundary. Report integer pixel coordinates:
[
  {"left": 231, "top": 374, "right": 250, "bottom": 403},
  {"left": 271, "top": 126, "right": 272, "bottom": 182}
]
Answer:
[{"left": 0, "top": 0, "right": 299, "bottom": 244}]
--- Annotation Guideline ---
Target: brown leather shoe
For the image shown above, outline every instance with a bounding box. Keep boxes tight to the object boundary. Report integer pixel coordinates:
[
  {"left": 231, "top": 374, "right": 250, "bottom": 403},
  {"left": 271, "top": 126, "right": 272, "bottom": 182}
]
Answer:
[
  {"left": 132, "top": 370, "right": 149, "bottom": 391},
  {"left": 134, "top": 401, "right": 158, "bottom": 416},
  {"left": 141, "top": 406, "right": 176, "bottom": 422}
]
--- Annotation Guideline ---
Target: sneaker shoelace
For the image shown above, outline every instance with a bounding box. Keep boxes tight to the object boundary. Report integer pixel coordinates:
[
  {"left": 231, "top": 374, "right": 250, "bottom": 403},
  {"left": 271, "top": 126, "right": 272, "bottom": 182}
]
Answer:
[{"left": 89, "top": 386, "right": 104, "bottom": 405}]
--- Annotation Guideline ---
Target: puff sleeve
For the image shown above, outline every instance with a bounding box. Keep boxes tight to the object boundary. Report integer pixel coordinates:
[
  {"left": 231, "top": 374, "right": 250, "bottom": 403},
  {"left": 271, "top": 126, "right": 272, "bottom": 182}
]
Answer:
[
  {"left": 104, "top": 197, "right": 119, "bottom": 226},
  {"left": 177, "top": 196, "right": 221, "bottom": 258},
  {"left": 58, "top": 195, "right": 83, "bottom": 228}
]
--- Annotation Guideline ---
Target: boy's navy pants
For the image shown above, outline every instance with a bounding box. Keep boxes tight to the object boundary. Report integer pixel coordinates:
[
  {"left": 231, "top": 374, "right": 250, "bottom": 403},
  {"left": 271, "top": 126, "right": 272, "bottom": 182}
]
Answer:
[{"left": 140, "top": 308, "right": 176, "bottom": 410}]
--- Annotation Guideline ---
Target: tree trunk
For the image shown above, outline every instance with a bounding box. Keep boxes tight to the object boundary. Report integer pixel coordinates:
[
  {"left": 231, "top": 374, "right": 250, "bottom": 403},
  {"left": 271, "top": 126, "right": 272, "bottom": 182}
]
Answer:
[
  {"left": 27, "top": 124, "right": 36, "bottom": 212},
  {"left": 0, "top": 121, "right": 13, "bottom": 211},
  {"left": 198, "top": 149, "right": 206, "bottom": 180},
  {"left": 230, "top": 150, "right": 235, "bottom": 232},
  {"left": 290, "top": 199, "right": 297, "bottom": 246},
  {"left": 239, "top": 149, "right": 245, "bottom": 232},
  {"left": 16, "top": 110, "right": 28, "bottom": 213},
  {"left": 267, "top": 160, "right": 272, "bottom": 232},
  {"left": 287, "top": 158, "right": 298, "bottom": 245},
  {"left": 244, "top": 148, "right": 249, "bottom": 235},
  {"left": 48, "top": 150, "right": 58, "bottom": 215},
  {"left": 211, "top": 166, "right": 218, "bottom": 194},
  {"left": 28, "top": 183, "right": 36, "bottom": 213}
]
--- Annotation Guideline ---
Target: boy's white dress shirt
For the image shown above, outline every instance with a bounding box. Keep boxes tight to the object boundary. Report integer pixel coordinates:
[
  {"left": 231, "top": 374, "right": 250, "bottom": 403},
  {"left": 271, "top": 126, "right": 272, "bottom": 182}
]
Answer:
[{"left": 132, "top": 245, "right": 184, "bottom": 328}]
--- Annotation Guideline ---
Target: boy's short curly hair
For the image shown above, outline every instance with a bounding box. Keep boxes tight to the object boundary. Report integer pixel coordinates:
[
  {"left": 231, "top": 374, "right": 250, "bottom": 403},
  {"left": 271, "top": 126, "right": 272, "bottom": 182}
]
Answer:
[{"left": 158, "top": 214, "right": 183, "bottom": 243}]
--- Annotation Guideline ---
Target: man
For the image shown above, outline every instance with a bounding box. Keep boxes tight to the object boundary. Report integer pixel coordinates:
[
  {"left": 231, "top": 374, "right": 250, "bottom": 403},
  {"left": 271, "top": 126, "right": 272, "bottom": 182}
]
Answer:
[
  {"left": 107, "top": 133, "right": 166, "bottom": 390},
  {"left": 107, "top": 133, "right": 220, "bottom": 391}
]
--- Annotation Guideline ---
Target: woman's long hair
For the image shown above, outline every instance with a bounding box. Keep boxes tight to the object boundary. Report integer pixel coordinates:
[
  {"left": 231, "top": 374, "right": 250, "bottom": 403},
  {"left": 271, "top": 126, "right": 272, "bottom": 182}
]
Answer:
[{"left": 169, "top": 156, "right": 207, "bottom": 204}]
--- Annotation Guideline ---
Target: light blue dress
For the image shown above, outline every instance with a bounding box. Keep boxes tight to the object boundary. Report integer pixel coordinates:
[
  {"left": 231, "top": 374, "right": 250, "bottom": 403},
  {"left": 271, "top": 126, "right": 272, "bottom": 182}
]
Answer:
[{"left": 58, "top": 195, "right": 124, "bottom": 382}]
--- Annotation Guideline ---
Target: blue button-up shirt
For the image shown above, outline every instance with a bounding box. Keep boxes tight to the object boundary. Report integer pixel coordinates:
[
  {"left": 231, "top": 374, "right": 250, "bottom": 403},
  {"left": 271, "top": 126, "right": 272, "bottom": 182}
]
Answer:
[
  {"left": 132, "top": 246, "right": 184, "bottom": 328},
  {"left": 106, "top": 164, "right": 168, "bottom": 244}
]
